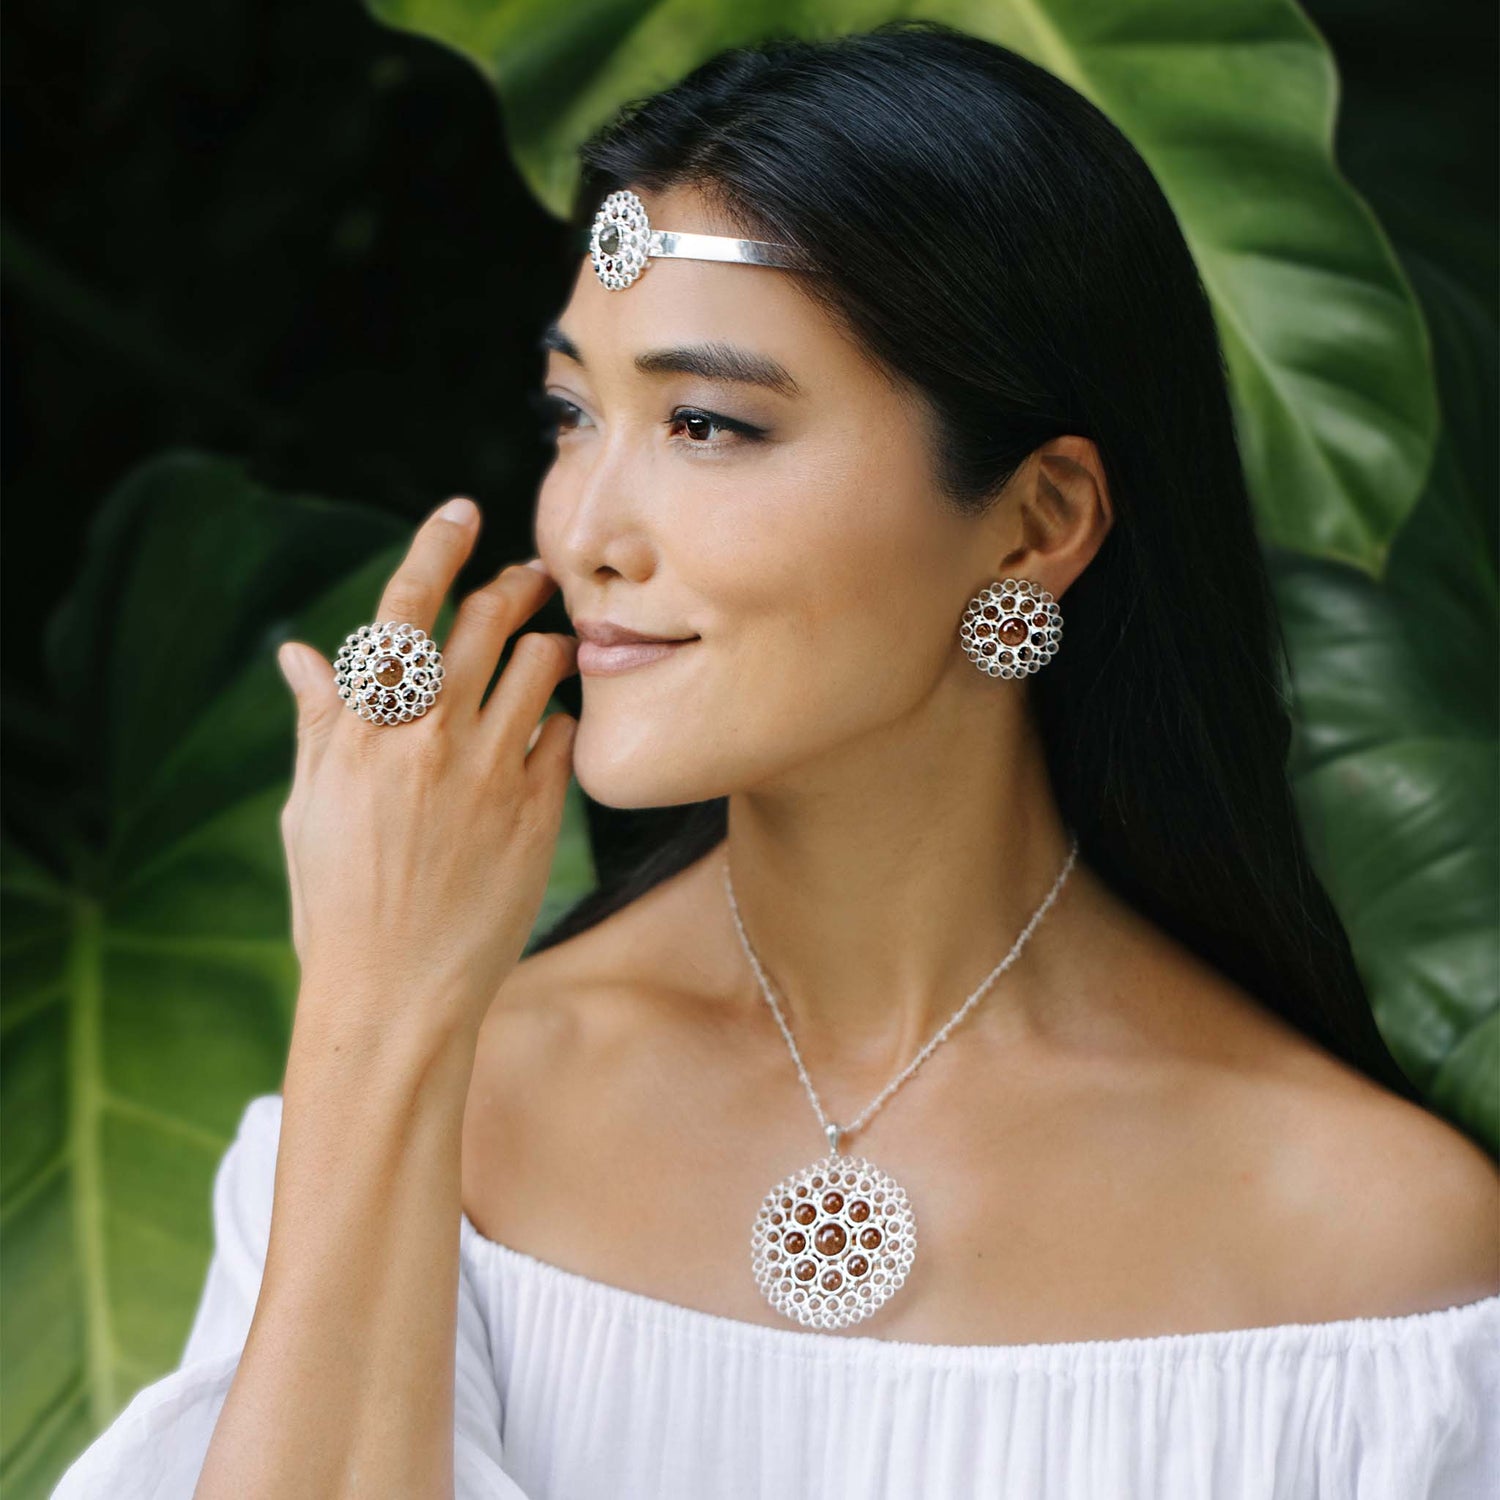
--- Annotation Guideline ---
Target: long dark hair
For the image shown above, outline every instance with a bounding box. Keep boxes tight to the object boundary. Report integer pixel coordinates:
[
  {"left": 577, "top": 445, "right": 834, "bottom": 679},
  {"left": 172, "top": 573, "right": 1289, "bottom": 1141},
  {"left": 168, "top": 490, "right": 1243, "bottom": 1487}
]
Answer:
[{"left": 526, "top": 20, "right": 1419, "bottom": 1105}]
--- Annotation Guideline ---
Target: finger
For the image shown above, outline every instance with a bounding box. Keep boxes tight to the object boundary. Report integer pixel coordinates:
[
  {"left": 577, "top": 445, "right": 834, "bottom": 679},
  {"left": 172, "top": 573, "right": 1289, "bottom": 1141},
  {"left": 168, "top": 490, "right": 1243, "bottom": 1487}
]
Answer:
[
  {"left": 276, "top": 640, "right": 342, "bottom": 795},
  {"left": 440, "top": 560, "right": 558, "bottom": 708},
  {"left": 373, "top": 495, "right": 482, "bottom": 639},
  {"left": 478, "top": 630, "right": 579, "bottom": 761},
  {"left": 524, "top": 710, "right": 579, "bottom": 801}
]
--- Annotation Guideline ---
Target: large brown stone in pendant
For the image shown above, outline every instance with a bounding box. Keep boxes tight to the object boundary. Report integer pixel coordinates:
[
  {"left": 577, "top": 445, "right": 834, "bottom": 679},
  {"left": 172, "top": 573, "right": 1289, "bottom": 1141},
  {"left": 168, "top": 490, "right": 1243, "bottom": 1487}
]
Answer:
[
  {"left": 373, "top": 656, "right": 405, "bottom": 688},
  {"left": 815, "top": 1222, "right": 847, "bottom": 1256}
]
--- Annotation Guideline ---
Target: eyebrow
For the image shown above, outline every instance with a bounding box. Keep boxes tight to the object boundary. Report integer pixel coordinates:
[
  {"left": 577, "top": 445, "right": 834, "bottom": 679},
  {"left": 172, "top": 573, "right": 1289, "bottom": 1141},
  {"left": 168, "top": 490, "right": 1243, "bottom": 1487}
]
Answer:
[{"left": 539, "top": 321, "right": 803, "bottom": 399}]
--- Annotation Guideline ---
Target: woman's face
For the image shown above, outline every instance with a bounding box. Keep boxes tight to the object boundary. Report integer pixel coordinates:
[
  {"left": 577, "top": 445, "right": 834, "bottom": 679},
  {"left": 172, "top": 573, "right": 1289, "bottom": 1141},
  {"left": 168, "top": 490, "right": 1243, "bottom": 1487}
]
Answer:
[{"left": 534, "top": 184, "right": 995, "bottom": 809}]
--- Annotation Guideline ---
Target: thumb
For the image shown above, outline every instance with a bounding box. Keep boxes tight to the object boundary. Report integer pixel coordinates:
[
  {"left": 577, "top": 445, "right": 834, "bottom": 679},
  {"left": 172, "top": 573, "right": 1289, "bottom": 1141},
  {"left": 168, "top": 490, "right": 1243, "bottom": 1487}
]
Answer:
[
  {"left": 276, "top": 641, "right": 340, "bottom": 770},
  {"left": 276, "top": 641, "right": 322, "bottom": 698}
]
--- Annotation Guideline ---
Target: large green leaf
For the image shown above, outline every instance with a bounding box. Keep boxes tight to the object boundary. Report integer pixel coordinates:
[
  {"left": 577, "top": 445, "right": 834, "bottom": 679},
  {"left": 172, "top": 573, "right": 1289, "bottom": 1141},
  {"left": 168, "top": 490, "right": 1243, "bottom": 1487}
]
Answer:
[
  {"left": 0, "top": 452, "right": 596, "bottom": 1498},
  {"left": 1271, "top": 257, "right": 1497, "bottom": 1152},
  {"left": 364, "top": 0, "right": 1437, "bottom": 577}
]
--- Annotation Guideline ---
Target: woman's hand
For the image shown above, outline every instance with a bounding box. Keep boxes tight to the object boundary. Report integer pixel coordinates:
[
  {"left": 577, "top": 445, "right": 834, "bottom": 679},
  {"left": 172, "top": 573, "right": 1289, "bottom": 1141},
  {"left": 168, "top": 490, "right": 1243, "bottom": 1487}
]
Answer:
[{"left": 273, "top": 495, "right": 577, "bottom": 1055}]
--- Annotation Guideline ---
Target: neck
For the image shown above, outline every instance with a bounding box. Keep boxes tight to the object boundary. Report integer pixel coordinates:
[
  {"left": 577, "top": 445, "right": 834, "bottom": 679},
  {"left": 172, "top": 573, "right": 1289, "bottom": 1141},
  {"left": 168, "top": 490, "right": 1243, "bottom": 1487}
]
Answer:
[{"left": 717, "top": 693, "right": 1081, "bottom": 1076}]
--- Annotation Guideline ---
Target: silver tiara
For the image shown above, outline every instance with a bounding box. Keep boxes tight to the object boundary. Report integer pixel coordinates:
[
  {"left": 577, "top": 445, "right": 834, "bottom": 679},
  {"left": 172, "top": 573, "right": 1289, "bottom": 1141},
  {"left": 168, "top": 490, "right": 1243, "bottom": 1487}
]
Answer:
[{"left": 586, "top": 188, "right": 818, "bottom": 291}]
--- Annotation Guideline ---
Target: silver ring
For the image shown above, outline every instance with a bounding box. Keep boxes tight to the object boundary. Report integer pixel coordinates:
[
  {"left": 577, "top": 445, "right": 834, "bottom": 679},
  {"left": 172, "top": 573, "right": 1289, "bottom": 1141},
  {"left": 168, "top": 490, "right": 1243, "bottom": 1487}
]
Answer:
[{"left": 334, "top": 620, "right": 445, "bottom": 725}]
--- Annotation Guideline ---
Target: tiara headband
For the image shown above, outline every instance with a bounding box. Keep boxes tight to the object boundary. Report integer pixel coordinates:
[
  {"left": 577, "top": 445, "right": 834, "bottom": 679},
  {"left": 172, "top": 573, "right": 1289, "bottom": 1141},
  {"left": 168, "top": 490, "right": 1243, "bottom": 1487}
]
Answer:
[{"left": 585, "top": 188, "right": 818, "bottom": 291}]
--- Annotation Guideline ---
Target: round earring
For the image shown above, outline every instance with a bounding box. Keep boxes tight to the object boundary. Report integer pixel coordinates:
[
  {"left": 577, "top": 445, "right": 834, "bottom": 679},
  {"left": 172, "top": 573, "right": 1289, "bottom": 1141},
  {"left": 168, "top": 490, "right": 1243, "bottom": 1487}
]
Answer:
[{"left": 960, "top": 577, "right": 1062, "bottom": 678}]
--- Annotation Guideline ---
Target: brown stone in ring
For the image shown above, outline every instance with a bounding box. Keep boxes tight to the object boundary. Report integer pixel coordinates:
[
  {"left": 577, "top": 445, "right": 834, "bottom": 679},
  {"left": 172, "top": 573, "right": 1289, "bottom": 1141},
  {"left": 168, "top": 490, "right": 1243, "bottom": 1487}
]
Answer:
[{"left": 373, "top": 656, "right": 405, "bottom": 688}]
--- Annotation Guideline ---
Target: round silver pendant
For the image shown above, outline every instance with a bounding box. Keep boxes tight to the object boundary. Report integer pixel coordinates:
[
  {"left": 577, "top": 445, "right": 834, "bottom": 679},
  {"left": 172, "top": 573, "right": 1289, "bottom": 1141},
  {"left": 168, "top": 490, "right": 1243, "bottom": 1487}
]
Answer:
[{"left": 750, "top": 1152, "right": 917, "bottom": 1329}]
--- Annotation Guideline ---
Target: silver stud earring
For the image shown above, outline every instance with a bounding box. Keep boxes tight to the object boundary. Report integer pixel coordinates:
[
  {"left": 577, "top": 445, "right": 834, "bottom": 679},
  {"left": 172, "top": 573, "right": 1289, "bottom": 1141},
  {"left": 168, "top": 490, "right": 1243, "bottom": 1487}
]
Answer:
[{"left": 960, "top": 577, "right": 1062, "bottom": 678}]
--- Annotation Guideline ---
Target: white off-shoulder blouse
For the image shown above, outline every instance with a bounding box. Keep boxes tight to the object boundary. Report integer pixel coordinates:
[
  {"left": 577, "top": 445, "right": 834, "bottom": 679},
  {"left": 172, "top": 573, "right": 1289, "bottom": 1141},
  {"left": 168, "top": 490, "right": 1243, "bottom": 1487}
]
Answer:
[{"left": 52, "top": 1092, "right": 1500, "bottom": 1499}]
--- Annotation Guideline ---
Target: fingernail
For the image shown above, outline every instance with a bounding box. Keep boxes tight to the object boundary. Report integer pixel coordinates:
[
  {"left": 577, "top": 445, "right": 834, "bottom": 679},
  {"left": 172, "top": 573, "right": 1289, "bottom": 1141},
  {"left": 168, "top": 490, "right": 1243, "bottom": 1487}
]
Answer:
[
  {"left": 439, "top": 496, "right": 477, "bottom": 524},
  {"left": 524, "top": 556, "right": 549, "bottom": 572},
  {"left": 277, "top": 643, "right": 308, "bottom": 691}
]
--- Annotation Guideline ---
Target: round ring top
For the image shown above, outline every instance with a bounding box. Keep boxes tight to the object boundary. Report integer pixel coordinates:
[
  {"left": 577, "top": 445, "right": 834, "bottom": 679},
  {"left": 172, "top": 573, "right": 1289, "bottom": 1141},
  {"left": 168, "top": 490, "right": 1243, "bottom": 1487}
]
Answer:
[{"left": 333, "top": 619, "right": 446, "bottom": 726}]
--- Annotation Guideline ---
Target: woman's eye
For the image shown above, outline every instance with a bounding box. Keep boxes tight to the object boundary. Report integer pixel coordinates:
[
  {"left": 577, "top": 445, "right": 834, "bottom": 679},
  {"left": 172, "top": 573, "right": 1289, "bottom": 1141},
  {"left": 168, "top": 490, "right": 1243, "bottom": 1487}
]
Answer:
[
  {"left": 531, "top": 391, "right": 586, "bottom": 440},
  {"left": 530, "top": 391, "right": 764, "bottom": 451},
  {"left": 665, "top": 407, "right": 764, "bottom": 449}
]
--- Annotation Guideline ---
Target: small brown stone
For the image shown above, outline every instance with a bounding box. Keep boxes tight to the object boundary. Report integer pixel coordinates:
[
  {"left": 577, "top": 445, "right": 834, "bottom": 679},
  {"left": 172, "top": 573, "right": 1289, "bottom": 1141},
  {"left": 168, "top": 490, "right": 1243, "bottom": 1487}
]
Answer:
[
  {"left": 820, "top": 1269, "right": 843, "bottom": 1292},
  {"left": 795, "top": 1259, "right": 817, "bottom": 1281},
  {"left": 784, "top": 1231, "right": 806, "bottom": 1253},
  {"left": 848, "top": 1200, "right": 871, "bottom": 1222},
  {"left": 822, "top": 1190, "right": 844, "bottom": 1213},
  {"left": 860, "top": 1226, "right": 883, "bottom": 1250},
  {"left": 794, "top": 1202, "right": 817, "bottom": 1225},
  {"left": 847, "top": 1255, "right": 869, "bottom": 1277}
]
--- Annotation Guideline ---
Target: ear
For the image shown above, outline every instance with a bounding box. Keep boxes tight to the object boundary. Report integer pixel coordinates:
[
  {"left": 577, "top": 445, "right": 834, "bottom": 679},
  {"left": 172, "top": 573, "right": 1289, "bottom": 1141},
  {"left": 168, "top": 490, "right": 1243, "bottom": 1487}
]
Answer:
[{"left": 994, "top": 434, "right": 1114, "bottom": 593}]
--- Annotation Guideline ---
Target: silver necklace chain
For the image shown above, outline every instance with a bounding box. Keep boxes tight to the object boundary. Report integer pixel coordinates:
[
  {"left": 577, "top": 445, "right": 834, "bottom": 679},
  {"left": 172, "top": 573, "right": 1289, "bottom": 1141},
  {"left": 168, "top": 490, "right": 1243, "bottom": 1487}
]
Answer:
[{"left": 722, "top": 832, "right": 1080, "bottom": 1153}]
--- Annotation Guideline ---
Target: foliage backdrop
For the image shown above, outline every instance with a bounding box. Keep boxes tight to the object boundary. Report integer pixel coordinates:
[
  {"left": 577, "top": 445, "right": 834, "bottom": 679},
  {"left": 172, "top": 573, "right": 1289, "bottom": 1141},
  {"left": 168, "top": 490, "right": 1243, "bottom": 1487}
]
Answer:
[{"left": 2, "top": 1, "right": 1494, "bottom": 1495}]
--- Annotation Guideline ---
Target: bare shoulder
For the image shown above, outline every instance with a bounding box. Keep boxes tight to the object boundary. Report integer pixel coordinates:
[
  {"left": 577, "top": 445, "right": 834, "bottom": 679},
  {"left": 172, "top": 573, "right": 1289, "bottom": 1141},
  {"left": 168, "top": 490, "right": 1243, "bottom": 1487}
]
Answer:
[
  {"left": 1206, "top": 1005, "right": 1500, "bottom": 1317},
  {"left": 459, "top": 871, "right": 710, "bottom": 1237}
]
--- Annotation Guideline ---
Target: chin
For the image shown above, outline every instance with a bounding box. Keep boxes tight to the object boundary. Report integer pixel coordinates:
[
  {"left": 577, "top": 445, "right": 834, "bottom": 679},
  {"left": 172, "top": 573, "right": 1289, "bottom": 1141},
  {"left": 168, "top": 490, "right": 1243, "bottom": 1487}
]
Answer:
[{"left": 570, "top": 717, "right": 727, "bottom": 811}]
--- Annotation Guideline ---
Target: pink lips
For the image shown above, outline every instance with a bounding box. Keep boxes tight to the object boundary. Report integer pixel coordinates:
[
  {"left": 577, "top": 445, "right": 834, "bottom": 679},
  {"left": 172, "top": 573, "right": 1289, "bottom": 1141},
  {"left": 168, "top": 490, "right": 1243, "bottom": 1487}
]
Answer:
[{"left": 576, "top": 637, "right": 696, "bottom": 676}]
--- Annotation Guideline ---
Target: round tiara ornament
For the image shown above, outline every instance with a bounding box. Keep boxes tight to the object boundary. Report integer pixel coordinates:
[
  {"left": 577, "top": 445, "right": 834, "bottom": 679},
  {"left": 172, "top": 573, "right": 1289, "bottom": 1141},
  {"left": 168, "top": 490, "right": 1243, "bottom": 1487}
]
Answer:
[
  {"left": 590, "top": 189, "right": 653, "bottom": 291},
  {"left": 334, "top": 621, "right": 445, "bottom": 725},
  {"left": 960, "top": 578, "right": 1062, "bottom": 678},
  {"left": 750, "top": 1140, "right": 918, "bottom": 1330},
  {"left": 587, "top": 187, "right": 816, "bottom": 291}
]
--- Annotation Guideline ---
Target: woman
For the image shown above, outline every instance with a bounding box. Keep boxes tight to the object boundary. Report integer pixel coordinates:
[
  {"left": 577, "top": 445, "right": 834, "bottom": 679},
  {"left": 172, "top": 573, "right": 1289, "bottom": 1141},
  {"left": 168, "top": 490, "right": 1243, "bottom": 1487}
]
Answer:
[{"left": 54, "top": 21, "right": 1498, "bottom": 1499}]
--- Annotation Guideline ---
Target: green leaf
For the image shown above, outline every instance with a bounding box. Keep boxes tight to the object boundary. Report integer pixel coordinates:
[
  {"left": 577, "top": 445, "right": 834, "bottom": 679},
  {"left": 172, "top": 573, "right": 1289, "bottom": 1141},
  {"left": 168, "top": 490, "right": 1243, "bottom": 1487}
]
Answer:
[
  {"left": 0, "top": 452, "right": 596, "bottom": 1496},
  {"left": 1272, "top": 260, "right": 1497, "bottom": 1153},
  {"left": 363, "top": 0, "right": 1437, "bottom": 576}
]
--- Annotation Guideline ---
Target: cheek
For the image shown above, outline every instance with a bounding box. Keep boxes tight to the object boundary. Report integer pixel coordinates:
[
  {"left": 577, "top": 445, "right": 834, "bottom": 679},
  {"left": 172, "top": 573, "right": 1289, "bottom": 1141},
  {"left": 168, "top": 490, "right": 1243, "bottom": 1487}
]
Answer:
[{"left": 726, "top": 452, "right": 952, "bottom": 656}]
